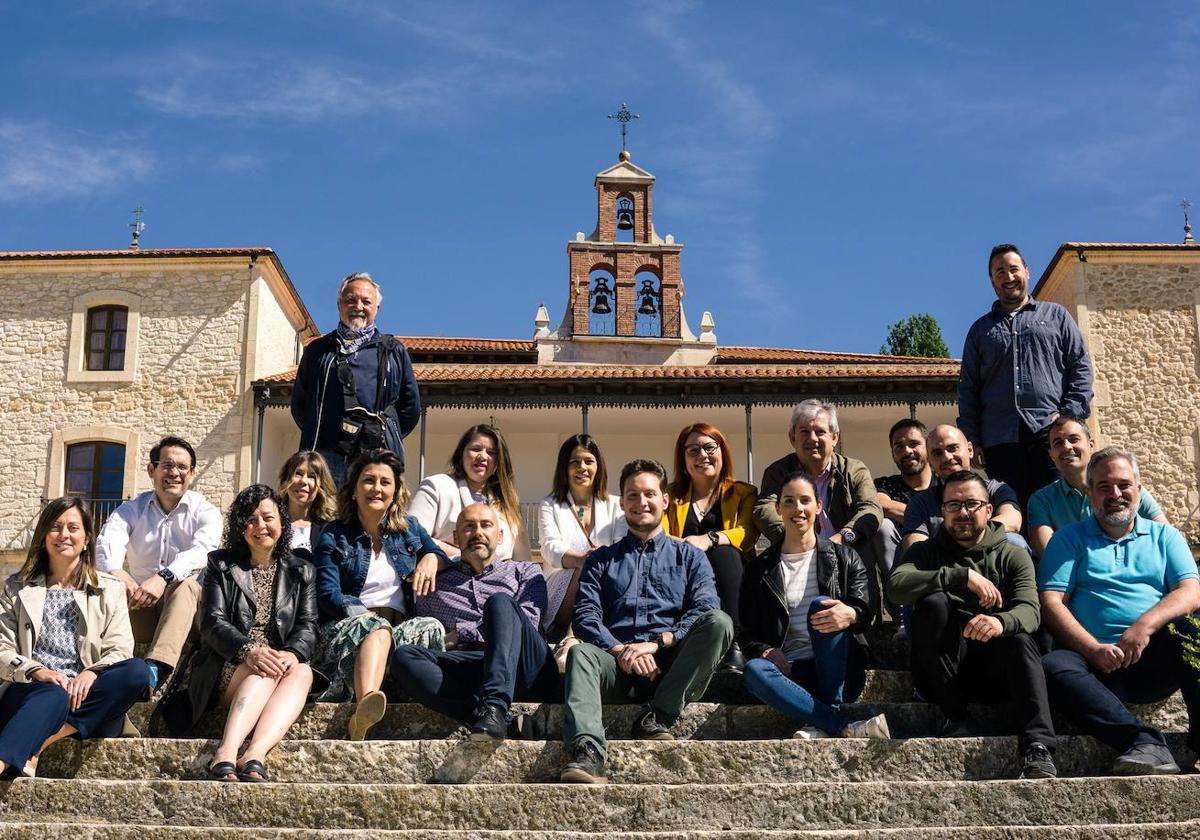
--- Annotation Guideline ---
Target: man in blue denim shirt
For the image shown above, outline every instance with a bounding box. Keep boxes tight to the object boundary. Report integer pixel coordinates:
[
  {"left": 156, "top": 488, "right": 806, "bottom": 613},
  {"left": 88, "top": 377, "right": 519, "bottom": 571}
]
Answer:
[
  {"left": 559, "top": 459, "right": 733, "bottom": 784},
  {"left": 958, "top": 244, "right": 1093, "bottom": 510}
]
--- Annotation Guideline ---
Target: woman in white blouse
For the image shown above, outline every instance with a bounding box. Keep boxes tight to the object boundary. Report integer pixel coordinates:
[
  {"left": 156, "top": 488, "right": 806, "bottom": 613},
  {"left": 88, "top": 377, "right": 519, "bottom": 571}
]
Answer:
[
  {"left": 409, "top": 424, "right": 532, "bottom": 563},
  {"left": 537, "top": 435, "right": 626, "bottom": 647}
]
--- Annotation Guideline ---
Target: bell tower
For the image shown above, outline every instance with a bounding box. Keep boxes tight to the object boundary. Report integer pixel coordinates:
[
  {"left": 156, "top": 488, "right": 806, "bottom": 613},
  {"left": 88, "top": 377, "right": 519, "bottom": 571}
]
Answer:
[{"left": 566, "top": 149, "right": 685, "bottom": 339}]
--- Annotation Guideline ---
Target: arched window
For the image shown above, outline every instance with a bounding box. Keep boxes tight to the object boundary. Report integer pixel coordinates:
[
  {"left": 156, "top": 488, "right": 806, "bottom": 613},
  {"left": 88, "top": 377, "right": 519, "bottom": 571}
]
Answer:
[
  {"left": 615, "top": 195, "right": 635, "bottom": 243},
  {"left": 634, "top": 270, "right": 662, "bottom": 337},
  {"left": 85, "top": 305, "right": 128, "bottom": 371},
  {"left": 65, "top": 441, "right": 126, "bottom": 525},
  {"left": 588, "top": 269, "right": 616, "bottom": 336}
]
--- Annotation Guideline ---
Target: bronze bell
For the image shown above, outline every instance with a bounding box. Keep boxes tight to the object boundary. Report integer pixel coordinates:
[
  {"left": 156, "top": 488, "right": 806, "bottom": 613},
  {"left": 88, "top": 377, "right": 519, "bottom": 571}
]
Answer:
[
  {"left": 637, "top": 279, "right": 658, "bottom": 315},
  {"left": 616, "top": 198, "right": 634, "bottom": 231},
  {"left": 591, "top": 278, "right": 613, "bottom": 314}
]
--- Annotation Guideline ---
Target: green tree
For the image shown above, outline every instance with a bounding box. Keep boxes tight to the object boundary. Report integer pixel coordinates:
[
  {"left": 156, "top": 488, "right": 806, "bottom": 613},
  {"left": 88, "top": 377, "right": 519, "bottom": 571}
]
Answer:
[{"left": 879, "top": 313, "right": 950, "bottom": 358}]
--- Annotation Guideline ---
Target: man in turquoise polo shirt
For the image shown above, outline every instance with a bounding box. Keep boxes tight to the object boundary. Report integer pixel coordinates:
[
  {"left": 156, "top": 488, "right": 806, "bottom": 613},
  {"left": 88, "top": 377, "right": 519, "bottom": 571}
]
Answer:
[
  {"left": 1027, "top": 416, "right": 1167, "bottom": 557},
  {"left": 1039, "top": 446, "right": 1200, "bottom": 775}
]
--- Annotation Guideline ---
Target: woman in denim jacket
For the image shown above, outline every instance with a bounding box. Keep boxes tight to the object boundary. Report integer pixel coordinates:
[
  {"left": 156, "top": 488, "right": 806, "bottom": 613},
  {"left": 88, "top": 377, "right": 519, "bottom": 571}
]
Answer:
[{"left": 312, "top": 449, "right": 451, "bottom": 740}]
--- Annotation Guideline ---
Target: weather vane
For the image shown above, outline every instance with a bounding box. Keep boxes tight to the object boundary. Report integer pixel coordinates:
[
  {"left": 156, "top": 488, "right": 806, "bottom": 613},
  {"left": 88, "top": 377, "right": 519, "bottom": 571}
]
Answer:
[
  {"left": 1182, "top": 199, "right": 1194, "bottom": 245},
  {"left": 129, "top": 206, "right": 146, "bottom": 250},
  {"left": 607, "top": 102, "right": 640, "bottom": 152}
]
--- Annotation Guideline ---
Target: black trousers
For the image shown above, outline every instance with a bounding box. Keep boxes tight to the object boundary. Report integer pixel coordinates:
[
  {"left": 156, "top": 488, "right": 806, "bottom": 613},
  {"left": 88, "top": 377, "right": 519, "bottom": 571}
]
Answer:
[
  {"left": 706, "top": 544, "right": 744, "bottom": 631},
  {"left": 910, "top": 592, "right": 1056, "bottom": 751},
  {"left": 983, "top": 422, "right": 1058, "bottom": 514}
]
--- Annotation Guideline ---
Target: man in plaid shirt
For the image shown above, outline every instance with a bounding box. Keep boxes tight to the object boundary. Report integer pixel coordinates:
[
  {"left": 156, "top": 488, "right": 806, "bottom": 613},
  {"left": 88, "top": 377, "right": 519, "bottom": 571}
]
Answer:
[{"left": 391, "top": 503, "right": 554, "bottom": 741}]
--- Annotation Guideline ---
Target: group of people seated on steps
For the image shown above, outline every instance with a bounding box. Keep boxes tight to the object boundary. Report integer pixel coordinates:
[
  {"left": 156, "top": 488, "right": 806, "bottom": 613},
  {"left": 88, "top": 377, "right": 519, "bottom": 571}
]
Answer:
[{"left": 0, "top": 399, "right": 1196, "bottom": 787}]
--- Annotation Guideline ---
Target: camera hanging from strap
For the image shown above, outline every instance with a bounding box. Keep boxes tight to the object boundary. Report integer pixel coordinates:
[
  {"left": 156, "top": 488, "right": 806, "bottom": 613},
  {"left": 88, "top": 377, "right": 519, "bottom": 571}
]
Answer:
[{"left": 335, "top": 335, "right": 396, "bottom": 457}]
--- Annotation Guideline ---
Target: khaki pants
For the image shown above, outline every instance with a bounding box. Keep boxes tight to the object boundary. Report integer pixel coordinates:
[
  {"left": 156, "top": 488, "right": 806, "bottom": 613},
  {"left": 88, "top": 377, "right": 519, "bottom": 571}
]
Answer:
[{"left": 128, "top": 577, "right": 201, "bottom": 670}]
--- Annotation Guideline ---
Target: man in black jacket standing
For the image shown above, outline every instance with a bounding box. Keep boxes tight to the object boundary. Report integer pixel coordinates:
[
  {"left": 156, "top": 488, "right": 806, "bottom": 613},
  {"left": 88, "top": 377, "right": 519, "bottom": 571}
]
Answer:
[
  {"left": 740, "top": 471, "right": 889, "bottom": 740},
  {"left": 890, "top": 470, "right": 1057, "bottom": 779},
  {"left": 290, "top": 272, "right": 421, "bottom": 485}
]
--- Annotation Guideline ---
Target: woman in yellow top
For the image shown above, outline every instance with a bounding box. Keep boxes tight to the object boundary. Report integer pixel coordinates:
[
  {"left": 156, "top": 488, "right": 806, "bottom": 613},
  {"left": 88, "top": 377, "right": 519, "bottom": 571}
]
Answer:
[{"left": 665, "top": 422, "right": 758, "bottom": 674}]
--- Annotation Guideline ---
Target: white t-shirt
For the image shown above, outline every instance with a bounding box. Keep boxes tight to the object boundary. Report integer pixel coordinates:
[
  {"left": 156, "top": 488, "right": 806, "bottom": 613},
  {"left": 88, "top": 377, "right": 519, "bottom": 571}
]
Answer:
[
  {"left": 359, "top": 548, "right": 406, "bottom": 612},
  {"left": 779, "top": 549, "right": 821, "bottom": 661},
  {"left": 290, "top": 524, "right": 312, "bottom": 553}
]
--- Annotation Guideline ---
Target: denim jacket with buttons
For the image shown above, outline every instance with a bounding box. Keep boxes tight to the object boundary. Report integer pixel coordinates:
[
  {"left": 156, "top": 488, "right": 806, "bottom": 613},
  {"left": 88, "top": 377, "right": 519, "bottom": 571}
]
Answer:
[{"left": 313, "top": 517, "right": 449, "bottom": 623}]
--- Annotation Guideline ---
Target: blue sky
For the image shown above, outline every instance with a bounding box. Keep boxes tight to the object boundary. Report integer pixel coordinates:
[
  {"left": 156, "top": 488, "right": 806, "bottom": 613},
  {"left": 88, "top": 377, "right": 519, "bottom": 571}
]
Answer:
[{"left": 2, "top": 2, "right": 1196, "bottom": 356}]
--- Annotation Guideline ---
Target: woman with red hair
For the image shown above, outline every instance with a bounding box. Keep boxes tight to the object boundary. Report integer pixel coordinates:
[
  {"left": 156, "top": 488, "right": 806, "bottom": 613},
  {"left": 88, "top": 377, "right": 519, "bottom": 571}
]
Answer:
[{"left": 665, "top": 423, "right": 758, "bottom": 673}]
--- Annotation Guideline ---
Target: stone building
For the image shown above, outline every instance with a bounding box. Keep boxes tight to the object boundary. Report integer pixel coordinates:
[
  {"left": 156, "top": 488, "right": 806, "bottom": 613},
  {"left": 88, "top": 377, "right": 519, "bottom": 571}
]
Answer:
[
  {"left": 0, "top": 248, "right": 318, "bottom": 562},
  {"left": 1035, "top": 242, "right": 1200, "bottom": 542}
]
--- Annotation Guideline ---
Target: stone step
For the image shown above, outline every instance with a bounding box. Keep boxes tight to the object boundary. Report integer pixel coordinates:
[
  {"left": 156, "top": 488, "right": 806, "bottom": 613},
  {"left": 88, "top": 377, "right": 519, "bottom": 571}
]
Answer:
[
  {"left": 130, "top": 695, "right": 1188, "bottom": 742},
  {"left": 4, "top": 824, "right": 1199, "bottom": 840},
  {"left": 34, "top": 734, "right": 1197, "bottom": 784},
  {"left": 2, "top": 778, "right": 1199, "bottom": 832}
]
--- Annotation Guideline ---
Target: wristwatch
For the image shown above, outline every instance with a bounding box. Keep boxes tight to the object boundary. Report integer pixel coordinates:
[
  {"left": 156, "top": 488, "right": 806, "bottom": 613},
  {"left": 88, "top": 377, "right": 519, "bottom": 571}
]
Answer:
[
  {"left": 706, "top": 531, "right": 721, "bottom": 550},
  {"left": 157, "top": 568, "right": 176, "bottom": 585},
  {"left": 648, "top": 632, "right": 666, "bottom": 652},
  {"left": 839, "top": 528, "right": 858, "bottom": 545}
]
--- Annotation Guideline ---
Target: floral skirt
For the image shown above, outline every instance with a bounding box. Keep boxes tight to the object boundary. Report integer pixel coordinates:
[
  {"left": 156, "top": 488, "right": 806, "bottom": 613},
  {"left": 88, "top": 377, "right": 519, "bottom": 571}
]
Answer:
[{"left": 312, "top": 613, "right": 445, "bottom": 702}]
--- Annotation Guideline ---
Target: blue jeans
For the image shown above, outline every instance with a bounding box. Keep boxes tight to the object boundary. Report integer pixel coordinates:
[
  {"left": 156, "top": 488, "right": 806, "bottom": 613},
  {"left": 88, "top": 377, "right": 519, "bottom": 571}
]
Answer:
[
  {"left": 392, "top": 594, "right": 555, "bottom": 722},
  {"left": 0, "top": 658, "right": 150, "bottom": 773},
  {"left": 1042, "top": 621, "right": 1200, "bottom": 752},
  {"left": 742, "top": 600, "right": 850, "bottom": 734}
]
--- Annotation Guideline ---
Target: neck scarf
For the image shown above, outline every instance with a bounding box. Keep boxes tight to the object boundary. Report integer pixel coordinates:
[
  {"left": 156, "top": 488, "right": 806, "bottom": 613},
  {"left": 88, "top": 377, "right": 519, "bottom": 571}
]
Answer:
[{"left": 336, "top": 322, "right": 377, "bottom": 356}]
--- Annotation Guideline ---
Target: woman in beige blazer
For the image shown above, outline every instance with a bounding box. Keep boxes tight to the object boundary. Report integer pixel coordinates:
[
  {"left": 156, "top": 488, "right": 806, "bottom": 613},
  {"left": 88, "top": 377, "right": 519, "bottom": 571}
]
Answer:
[{"left": 0, "top": 497, "right": 149, "bottom": 779}]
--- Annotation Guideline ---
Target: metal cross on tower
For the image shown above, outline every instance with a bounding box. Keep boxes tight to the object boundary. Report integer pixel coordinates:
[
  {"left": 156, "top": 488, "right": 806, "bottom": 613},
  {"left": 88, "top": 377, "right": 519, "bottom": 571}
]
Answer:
[
  {"left": 607, "top": 102, "right": 640, "bottom": 152},
  {"left": 129, "top": 206, "right": 146, "bottom": 250},
  {"left": 1182, "top": 199, "right": 1194, "bottom": 245}
]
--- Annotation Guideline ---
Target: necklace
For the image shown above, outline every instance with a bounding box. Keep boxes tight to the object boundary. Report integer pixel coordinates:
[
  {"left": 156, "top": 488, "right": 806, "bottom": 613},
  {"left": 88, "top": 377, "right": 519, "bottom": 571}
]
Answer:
[
  {"left": 576, "top": 505, "right": 586, "bottom": 523},
  {"left": 691, "top": 485, "right": 718, "bottom": 519}
]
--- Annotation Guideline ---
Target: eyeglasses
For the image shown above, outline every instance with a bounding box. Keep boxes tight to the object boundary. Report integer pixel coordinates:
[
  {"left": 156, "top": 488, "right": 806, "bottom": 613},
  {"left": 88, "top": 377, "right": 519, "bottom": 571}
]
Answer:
[
  {"left": 153, "top": 461, "right": 192, "bottom": 475},
  {"left": 941, "top": 499, "right": 988, "bottom": 514},
  {"left": 685, "top": 443, "right": 720, "bottom": 459}
]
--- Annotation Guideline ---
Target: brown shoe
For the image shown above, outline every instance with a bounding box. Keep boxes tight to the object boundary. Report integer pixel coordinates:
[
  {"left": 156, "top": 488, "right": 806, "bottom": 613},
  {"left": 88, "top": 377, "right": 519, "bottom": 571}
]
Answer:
[{"left": 348, "top": 689, "right": 387, "bottom": 741}]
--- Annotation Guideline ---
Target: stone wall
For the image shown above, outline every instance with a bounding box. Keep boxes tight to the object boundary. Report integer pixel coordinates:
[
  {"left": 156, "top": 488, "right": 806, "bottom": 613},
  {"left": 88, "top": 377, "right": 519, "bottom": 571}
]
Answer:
[
  {"left": 1083, "top": 261, "right": 1200, "bottom": 542},
  {"left": 0, "top": 261, "right": 255, "bottom": 549}
]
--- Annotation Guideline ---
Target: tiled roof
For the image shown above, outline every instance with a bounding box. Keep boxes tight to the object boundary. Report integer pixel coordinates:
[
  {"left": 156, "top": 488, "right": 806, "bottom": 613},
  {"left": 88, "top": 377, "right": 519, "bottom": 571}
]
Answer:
[
  {"left": 714, "top": 346, "right": 954, "bottom": 364},
  {"left": 397, "top": 337, "right": 537, "bottom": 353},
  {"left": 256, "top": 359, "right": 959, "bottom": 387},
  {"left": 0, "top": 248, "right": 277, "bottom": 259}
]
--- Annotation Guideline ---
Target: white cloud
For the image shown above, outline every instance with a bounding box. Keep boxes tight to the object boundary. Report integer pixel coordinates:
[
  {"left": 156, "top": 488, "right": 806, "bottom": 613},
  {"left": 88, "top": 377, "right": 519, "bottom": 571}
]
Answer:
[
  {"left": 137, "top": 57, "right": 457, "bottom": 121},
  {"left": 0, "top": 121, "right": 153, "bottom": 203}
]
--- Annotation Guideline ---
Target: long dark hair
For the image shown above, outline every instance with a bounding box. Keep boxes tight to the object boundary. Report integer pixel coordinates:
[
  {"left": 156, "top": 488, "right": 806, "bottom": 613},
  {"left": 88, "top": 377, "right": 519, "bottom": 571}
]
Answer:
[
  {"left": 550, "top": 434, "right": 610, "bottom": 505},
  {"left": 337, "top": 449, "right": 411, "bottom": 533},
  {"left": 222, "top": 484, "right": 293, "bottom": 563},
  {"left": 20, "top": 497, "right": 98, "bottom": 590},
  {"left": 448, "top": 424, "right": 521, "bottom": 536}
]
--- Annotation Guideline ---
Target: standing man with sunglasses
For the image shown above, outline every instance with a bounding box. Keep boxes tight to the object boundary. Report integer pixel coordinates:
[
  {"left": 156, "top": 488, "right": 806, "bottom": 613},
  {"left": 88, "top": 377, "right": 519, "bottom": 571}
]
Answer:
[
  {"left": 291, "top": 272, "right": 421, "bottom": 486},
  {"left": 890, "top": 469, "right": 1057, "bottom": 780},
  {"left": 96, "top": 436, "right": 222, "bottom": 690}
]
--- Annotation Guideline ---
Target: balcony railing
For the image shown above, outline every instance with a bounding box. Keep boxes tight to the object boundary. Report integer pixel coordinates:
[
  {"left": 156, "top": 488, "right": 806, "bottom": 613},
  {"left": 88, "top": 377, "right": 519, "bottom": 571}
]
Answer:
[{"left": 39, "top": 496, "right": 127, "bottom": 533}]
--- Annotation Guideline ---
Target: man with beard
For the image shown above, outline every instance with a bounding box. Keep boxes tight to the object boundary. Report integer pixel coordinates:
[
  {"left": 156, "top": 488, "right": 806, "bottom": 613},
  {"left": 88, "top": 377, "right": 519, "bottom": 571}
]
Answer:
[
  {"left": 391, "top": 503, "right": 554, "bottom": 742},
  {"left": 901, "top": 425, "right": 1025, "bottom": 554},
  {"left": 291, "top": 272, "right": 421, "bottom": 485},
  {"left": 1027, "top": 416, "right": 1167, "bottom": 558},
  {"left": 560, "top": 459, "right": 731, "bottom": 784},
  {"left": 1040, "top": 447, "right": 1200, "bottom": 775},
  {"left": 872, "top": 419, "right": 934, "bottom": 621},
  {"left": 890, "top": 470, "right": 1057, "bottom": 779},
  {"left": 957, "top": 243, "right": 1093, "bottom": 511}
]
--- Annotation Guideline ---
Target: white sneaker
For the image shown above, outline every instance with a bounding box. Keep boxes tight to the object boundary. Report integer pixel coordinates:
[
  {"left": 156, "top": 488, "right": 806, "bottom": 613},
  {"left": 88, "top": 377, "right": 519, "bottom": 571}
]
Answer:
[
  {"left": 792, "top": 725, "right": 833, "bottom": 739},
  {"left": 841, "top": 713, "right": 891, "bottom": 739}
]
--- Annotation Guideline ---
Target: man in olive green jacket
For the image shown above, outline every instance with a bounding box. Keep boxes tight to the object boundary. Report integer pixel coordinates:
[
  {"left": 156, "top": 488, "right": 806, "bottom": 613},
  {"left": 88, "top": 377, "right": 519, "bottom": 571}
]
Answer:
[
  {"left": 754, "top": 400, "right": 882, "bottom": 548},
  {"left": 890, "top": 469, "right": 1057, "bottom": 780}
]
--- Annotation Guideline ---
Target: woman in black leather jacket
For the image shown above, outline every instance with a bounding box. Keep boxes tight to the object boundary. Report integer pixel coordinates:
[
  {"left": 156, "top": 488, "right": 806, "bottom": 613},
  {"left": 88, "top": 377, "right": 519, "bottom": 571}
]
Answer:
[
  {"left": 739, "top": 472, "right": 889, "bottom": 739},
  {"left": 162, "top": 484, "right": 325, "bottom": 781}
]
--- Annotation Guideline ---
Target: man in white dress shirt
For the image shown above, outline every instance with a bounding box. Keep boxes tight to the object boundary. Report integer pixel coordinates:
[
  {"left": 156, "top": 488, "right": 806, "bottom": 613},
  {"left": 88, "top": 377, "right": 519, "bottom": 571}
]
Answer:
[{"left": 95, "top": 436, "right": 222, "bottom": 688}]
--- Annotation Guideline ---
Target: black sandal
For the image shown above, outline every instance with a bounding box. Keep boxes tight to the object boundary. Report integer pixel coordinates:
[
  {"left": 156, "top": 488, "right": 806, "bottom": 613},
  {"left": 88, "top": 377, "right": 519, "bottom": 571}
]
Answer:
[
  {"left": 207, "top": 761, "right": 237, "bottom": 782},
  {"left": 236, "top": 759, "right": 269, "bottom": 782}
]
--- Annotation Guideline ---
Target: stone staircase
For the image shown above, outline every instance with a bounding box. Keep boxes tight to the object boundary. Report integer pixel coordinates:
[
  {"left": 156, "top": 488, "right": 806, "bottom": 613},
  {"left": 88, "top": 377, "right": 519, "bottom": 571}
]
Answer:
[{"left": 3, "top": 638, "right": 1199, "bottom": 837}]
